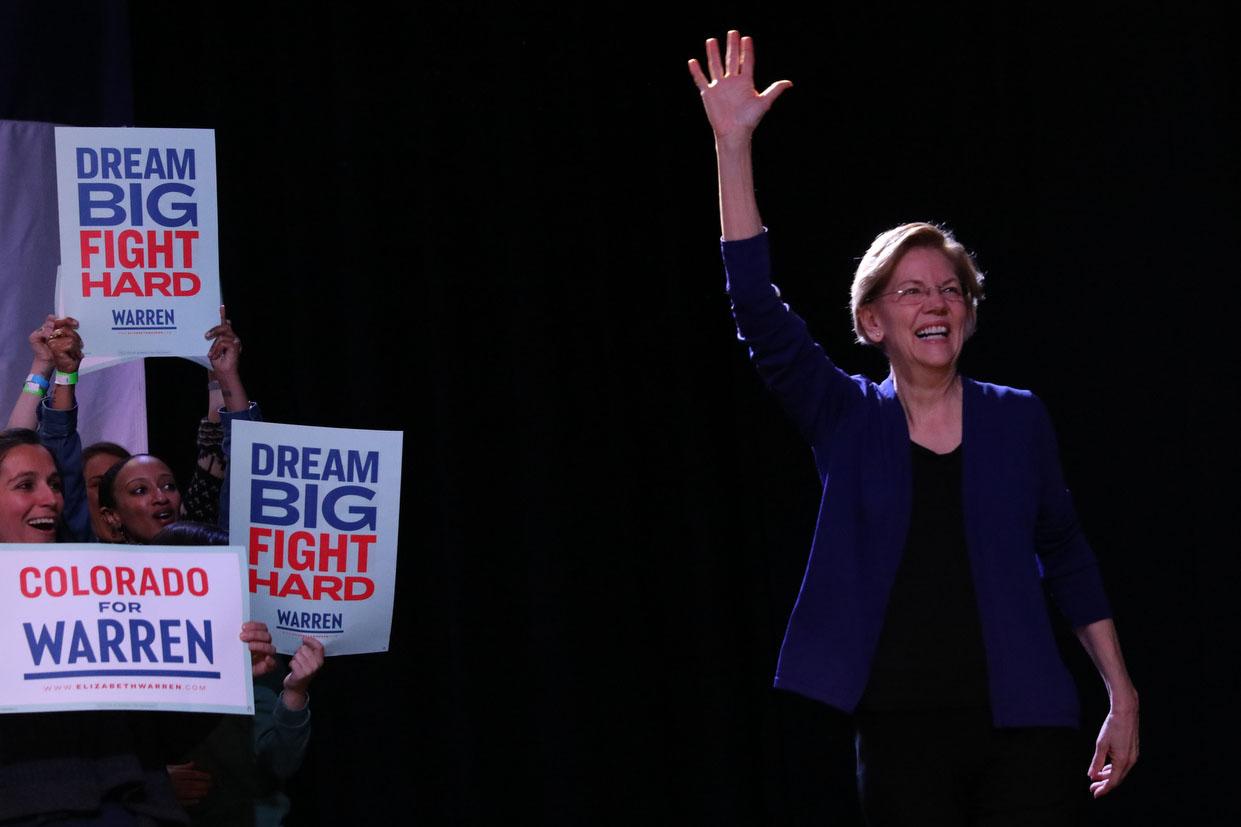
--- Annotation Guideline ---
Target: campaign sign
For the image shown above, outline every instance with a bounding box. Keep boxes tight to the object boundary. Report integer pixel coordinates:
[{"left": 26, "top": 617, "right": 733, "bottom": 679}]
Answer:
[
  {"left": 53, "top": 127, "right": 221, "bottom": 361},
  {"left": 229, "top": 421, "right": 403, "bottom": 656},
  {"left": 0, "top": 546, "right": 253, "bottom": 715}
]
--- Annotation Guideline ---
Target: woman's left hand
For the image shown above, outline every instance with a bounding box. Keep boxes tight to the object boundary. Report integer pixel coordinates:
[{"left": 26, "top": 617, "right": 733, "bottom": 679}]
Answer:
[
  {"left": 241, "top": 620, "right": 278, "bottom": 676},
  {"left": 1087, "top": 705, "right": 1139, "bottom": 797}
]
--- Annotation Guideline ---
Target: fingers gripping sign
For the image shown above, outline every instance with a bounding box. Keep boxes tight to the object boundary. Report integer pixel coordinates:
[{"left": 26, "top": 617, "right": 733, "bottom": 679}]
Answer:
[
  {"left": 688, "top": 30, "right": 792, "bottom": 145},
  {"left": 241, "top": 620, "right": 278, "bottom": 677},
  {"left": 205, "top": 303, "right": 250, "bottom": 412},
  {"left": 28, "top": 314, "right": 57, "bottom": 373},
  {"left": 281, "top": 636, "right": 325, "bottom": 712},
  {"left": 205, "top": 304, "right": 241, "bottom": 375},
  {"left": 47, "top": 317, "right": 84, "bottom": 375}
]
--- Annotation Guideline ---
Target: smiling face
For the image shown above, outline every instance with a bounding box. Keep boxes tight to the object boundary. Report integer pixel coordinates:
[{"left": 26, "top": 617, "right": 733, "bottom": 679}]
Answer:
[
  {"left": 102, "top": 456, "right": 182, "bottom": 543},
  {"left": 858, "top": 246, "right": 970, "bottom": 377},
  {"left": 0, "top": 444, "right": 64, "bottom": 543}
]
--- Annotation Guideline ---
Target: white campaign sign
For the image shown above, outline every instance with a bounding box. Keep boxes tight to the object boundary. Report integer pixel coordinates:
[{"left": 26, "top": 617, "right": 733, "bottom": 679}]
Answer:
[
  {"left": 229, "top": 420, "right": 403, "bottom": 656},
  {"left": 0, "top": 545, "right": 253, "bottom": 715},
  {"left": 54, "top": 127, "right": 221, "bottom": 364}
]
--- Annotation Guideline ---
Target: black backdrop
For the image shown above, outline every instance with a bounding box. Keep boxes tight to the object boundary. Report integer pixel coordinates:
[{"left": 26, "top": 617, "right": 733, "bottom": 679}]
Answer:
[{"left": 2, "top": 2, "right": 1237, "bottom": 824}]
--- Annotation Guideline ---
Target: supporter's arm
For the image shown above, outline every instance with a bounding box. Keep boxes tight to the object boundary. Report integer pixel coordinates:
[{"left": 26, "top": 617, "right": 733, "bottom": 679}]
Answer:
[
  {"left": 206, "top": 305, "right": 261, "bottom": 529},
  {"left": 254, "top": 636, "right": 323, "bottom": 781},
  {"left": 207, "top": 305, "right": 249, "bottom": 414},
  {"left": 6, "top": 315, "right": 55, "bottom": 430},
  {"left": 182, "top": 377, "right": 226, "bottom": 524},
  {"left": 40, "top": 319, "right": 89, "bottom": 542}
]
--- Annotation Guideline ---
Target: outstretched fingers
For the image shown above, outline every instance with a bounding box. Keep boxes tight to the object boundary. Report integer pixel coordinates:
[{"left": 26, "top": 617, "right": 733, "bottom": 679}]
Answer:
[
  {"left": 725, "top": 29, "right": 741, "bottom": 77},
  {"left": 740, "top": 35, "right": 755, "bottom": 77},
  {"left": 688, "top": 58, "right": 709, "bottom": 92},
  {"left": 707, "top": 36, "right": 725, "bottom": 83},
  {"left": 689, "top": 32, "right": 763, "bottom": 88}
]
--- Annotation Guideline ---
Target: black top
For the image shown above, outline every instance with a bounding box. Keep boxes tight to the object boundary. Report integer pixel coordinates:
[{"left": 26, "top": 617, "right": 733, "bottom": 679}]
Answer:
[{"left": 858, "top": 442, "right": 990, "bottom": 711}]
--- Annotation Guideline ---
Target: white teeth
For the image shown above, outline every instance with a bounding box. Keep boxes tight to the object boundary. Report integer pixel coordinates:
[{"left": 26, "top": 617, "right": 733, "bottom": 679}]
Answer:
[
  {"left": 916, "top": 326, "right": 948, "bottom": 339},
  {"left": 26, "top": 518, "right": 55, "bottom": 529}
]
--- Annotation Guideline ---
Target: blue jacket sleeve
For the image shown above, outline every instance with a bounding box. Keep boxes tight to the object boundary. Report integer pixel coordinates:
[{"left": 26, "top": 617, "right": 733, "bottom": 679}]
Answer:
[
  {"left": 37, "top": 399, "right": 90, "bottom": 543},
  {"left": 218, "top": 402, "right": 262, "bottom": 531},
  {"left": 723, "top": 231, "right": 866, "bottom": 448},
  {"left": 1031, "top": 397, "right": 1112, "bottom": 626}
]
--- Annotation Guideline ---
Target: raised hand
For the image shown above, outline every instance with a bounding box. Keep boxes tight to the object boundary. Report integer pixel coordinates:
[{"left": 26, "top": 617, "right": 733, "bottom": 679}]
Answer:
[
  {"left": 205, "top": 304, "right": 242, "bottom": 378},
  {"left": 688, "top": 30, "right": 792, "bottom": 147},
  {"left": 28, "top": 315, "right": 56, "bottom": 376},
  {"left": 281, "top": 635, "right": 325, "bottom": 711},
  {"left": 46, "top": 317, "right": 83, "bottom": 375}
]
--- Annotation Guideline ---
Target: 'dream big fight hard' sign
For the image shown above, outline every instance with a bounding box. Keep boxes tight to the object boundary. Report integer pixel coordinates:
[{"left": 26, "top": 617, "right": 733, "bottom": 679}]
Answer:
[
  {"left": 0, "top": 546, "right": 253, "bottom": 715},
  {"left": 229, "top": 421, "right": 403, "bottom": 656},
  {"left": 54, "top": 127, "right": 221, "bottom": 360}
]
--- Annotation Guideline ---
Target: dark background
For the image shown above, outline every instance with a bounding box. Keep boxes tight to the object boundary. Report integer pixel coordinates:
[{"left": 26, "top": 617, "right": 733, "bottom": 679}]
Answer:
[{"left": 2, "top": 1, "right": 1236, "bottom": 824}]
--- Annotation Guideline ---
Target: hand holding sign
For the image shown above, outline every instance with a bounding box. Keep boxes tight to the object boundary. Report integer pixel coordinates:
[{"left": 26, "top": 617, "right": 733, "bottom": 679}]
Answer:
[
  {"left": 47, "top": 317, "right": 83, "bottom": 374},
  {"left": 7, "top": 316, "right": 65, "bottom": 430},
  {"left": 28, "top": 315, "right": 57, "bottom": 376},
  {"left": 205, "top": 304, "right": 240, "bottom": 374},
  {"left": 242, "top": 620, "right": 278, "bottom": 677},
  {"left": 206, "top": 305, "right": 250, "bottom": 413},
  {"left": 46, "top": 317, "right": 84, "bottom": 412},
  {"left": 282, "top": 636, "right": 325, "bottom": 711}
]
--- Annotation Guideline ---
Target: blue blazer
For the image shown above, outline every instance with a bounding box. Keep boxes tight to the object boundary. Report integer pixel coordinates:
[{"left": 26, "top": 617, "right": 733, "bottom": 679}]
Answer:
[{"left": 723, "top": 231, "right": 1110, "bottom": 728}]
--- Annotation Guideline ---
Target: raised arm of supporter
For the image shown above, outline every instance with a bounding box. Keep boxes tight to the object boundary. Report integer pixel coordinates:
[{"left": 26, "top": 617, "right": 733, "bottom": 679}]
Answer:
[
  {"left": 208, "top": 305, "right": 262, "bottom": 530},
  {"left": 6, "top": 315, "right": 56, "bottom": 429},
  {"left": 206, "top": 370, "right": 225, "bottom": 423},
  {"left": 46, "top": 318, "right": 83, "bottom": 411},
  {"left": 688, "top": 30, "right": 791, "bottom": 241},
  {"left": 255, "top": 636, "right": 324, "bottom": 781},
  {"left": 207, "top": 305, "right": 250, "bottom": 414},
  {"left": 182, "top": 372, "right": 227, "bottom": 524},
  {"left": 38, "top": 318, "right": 89, "bottom": 541},
  {"left": 279, "top": 636, "right": 324, "bottom": 712}
]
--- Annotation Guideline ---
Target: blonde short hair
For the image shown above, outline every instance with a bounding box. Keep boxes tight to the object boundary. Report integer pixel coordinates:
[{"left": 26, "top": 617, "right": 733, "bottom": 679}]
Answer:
[{"left": 850, "top": 222, "right": 985, "bottom": 346}]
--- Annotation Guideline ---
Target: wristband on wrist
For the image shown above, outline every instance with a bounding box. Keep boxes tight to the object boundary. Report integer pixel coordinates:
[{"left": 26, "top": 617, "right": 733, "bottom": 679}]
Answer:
[
  {"left": 207, "top": 380, "right": 221, "bottom": 391},
  {"left": 22, "top": 373, "right": 48, "bottom": 397},
  {"left": 53, "top": 370, "right": 78, "bottom": 386}
]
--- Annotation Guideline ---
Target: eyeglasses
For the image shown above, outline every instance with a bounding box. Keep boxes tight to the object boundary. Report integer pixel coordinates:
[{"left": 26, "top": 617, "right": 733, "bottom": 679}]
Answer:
[{"left": 867, "top": 284, "right": 966, "bottom": 305}]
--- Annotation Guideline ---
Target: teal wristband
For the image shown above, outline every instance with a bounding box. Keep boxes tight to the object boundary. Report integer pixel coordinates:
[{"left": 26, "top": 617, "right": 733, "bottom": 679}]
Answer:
[{"left": 25, "top": 373, "right": 49, "bottom": 391}]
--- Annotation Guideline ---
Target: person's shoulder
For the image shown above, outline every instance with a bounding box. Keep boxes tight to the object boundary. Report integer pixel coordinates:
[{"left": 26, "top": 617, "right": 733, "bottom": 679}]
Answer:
[
  {"left": 964, "top": 377, "right": 1050, "bottom": 422},
  {"left": 965, "top": 377, "right": 1039, "bottom": 403}
]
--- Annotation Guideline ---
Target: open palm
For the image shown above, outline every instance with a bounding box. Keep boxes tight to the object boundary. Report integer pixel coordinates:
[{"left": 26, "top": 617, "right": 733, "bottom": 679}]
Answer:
[{"left": 688, "top": 31, "right": 791, "bottom": 144}]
